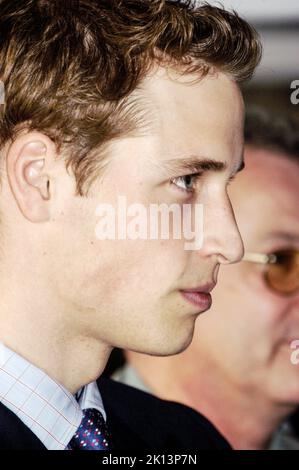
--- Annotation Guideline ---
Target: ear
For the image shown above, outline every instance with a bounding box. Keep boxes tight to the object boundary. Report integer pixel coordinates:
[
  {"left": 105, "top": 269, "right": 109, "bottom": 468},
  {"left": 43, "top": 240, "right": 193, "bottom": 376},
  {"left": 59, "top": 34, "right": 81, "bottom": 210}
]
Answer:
[{"left": 6, "top": 131, "right": 57, "bottom": 222}]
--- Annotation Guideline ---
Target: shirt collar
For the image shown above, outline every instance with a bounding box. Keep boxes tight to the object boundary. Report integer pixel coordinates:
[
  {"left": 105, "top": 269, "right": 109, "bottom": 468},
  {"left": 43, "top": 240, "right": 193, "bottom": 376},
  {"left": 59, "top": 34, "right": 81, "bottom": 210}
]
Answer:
[{"left": 0, "top": 341, "right": 106, "bottom": 450}]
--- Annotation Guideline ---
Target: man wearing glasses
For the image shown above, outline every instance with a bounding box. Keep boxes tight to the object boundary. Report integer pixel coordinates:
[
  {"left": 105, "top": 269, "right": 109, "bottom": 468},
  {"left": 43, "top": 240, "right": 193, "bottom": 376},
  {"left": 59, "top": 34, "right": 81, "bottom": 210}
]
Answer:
[{"left": 114, "top": 108, "right": 299, "bottom": 449}]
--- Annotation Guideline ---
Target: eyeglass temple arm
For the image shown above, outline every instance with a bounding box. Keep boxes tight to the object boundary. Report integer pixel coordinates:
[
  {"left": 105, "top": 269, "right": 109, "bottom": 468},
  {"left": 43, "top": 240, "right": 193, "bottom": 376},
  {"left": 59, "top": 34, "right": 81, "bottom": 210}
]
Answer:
[{"left": 242, "top": 252, "right": 277, "bottom": 264}]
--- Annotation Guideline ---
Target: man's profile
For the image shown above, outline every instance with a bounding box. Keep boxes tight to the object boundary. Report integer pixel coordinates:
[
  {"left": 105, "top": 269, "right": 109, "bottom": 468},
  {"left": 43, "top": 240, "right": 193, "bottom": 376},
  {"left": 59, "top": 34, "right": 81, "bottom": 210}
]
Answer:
[{"left": 0, "top": 0, "right": 260, "bottom": 450}]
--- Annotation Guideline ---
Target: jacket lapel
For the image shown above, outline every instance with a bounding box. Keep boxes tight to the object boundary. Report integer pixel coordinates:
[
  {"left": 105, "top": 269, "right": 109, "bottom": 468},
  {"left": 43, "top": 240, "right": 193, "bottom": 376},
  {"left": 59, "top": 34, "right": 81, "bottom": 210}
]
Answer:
[
  {"left": 98, "top": 377, "right": 152, "bottom": 450},
  {"left": 0, "top": 401, "right": 46, "bottom": 450}
]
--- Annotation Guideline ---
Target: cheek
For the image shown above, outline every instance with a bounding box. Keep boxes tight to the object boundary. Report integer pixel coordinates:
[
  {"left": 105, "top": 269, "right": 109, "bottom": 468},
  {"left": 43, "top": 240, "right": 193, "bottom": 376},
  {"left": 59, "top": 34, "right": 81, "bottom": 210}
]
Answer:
[
  {"left": 61, "top": 186, "right": 191, "bottom": 306},
  {"left": 82, "top": 238, "right": 188, "bottom": 300},
  {"left": 193, "top": 268, "right": 291, "bottom": 377},
  {"left": 243, "top": 277, "right": 290, "bottom": 333},
  {"left": 219, "top": 264, "right": 285, "bottom": 326},
  {"left": 212, "top": 268, "right": 284, "bottom": 345}
]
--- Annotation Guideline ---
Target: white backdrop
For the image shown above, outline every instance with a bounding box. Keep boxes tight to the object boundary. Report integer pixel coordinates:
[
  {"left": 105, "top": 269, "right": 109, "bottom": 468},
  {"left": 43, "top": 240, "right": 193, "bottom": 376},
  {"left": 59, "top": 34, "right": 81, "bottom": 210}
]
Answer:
[
  {"left": 197, "top": 0, "right": 299, "bottom": 83},
  {"left": 205, "top": 0, "right": 299, "bottom": 22}
]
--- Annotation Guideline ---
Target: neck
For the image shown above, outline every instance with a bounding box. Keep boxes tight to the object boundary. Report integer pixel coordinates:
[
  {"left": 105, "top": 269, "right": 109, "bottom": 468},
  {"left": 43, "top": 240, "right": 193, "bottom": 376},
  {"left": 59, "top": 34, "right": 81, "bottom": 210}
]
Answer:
[
  {"left": 128, "top": 353, "right": 295, "bottom": 450},
  {"left": 0, "top": 259, "right": 111, "bottom": 394}
]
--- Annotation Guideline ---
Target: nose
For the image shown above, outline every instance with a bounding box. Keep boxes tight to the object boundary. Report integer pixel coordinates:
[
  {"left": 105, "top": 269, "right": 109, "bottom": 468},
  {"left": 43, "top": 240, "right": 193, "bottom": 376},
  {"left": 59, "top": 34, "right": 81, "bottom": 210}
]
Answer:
[{"left": 200, "top": 191, "right": 244, "bottom": 265}]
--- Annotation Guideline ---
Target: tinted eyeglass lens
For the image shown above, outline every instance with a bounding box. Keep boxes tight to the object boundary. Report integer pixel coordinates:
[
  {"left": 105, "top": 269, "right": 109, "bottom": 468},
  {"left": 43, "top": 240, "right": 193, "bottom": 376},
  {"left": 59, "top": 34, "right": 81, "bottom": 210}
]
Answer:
[{"left": 265, "top": 250, "right": 299, "bottom": 294}]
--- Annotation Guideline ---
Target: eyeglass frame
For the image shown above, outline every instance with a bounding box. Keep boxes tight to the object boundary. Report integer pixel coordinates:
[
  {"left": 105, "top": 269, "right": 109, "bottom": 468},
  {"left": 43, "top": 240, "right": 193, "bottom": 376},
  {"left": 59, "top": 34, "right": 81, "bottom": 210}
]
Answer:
[
  {"left": 242, "top": 252, "right": 278, "bottom": 265},
  {"left": 242, "top": 250, "right": 299, "bottom": 296}
]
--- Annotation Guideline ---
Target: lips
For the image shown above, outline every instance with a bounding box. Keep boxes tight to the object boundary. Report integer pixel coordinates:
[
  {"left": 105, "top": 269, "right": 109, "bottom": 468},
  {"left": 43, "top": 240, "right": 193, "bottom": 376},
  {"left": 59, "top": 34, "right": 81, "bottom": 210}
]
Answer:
[{"left": 180, "top": 283, "right": 215, "bottom": 312}]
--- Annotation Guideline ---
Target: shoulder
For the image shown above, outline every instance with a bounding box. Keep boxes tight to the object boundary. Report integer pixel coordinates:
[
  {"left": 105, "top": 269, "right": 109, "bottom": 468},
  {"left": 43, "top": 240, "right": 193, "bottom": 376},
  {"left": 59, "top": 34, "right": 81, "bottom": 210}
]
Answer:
[
  {"left": 98, "top": 377, "right": 231, "bottom": 450},
  {"left": 0, "top": 401, "right": 46, "bottom": 449}
]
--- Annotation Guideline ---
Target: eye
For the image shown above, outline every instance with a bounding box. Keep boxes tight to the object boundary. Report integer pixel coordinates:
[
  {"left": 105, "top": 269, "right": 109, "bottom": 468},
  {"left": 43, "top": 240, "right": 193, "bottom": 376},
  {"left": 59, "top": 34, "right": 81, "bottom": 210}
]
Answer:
[{"left": 170, "top": 173, "right": 202, "bottom": 193}]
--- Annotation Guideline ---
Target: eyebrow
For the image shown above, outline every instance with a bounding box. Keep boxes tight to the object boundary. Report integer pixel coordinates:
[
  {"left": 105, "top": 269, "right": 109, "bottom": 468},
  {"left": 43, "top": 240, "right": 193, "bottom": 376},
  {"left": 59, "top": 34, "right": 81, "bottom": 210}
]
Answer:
[
  {"left": 265, "top": 232, "right": 299, "bottom": 244},
  {"left": 160, "top": 154, "right": 245, "bottom": 177}
]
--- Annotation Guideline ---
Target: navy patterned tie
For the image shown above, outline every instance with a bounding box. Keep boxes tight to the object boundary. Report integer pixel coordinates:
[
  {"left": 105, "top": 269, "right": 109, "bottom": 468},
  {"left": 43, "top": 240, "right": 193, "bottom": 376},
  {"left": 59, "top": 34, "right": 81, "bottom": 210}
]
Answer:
[{"left": 67, "top": 408, "right": 111, "bottom": 450}]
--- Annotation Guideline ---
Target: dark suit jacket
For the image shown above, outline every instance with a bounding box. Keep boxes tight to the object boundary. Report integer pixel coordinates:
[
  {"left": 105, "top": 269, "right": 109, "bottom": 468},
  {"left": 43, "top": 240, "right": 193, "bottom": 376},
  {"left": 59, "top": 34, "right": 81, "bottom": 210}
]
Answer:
[{"left": 0, "top": 377, "right": 230, "bottom": 450}]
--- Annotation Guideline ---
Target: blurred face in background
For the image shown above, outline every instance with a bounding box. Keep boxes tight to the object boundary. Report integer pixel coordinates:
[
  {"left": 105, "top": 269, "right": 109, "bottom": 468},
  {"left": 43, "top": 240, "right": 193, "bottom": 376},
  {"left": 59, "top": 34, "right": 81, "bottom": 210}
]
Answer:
[{"left": 189, "top": 145, "right": 299, "bottom": 405}]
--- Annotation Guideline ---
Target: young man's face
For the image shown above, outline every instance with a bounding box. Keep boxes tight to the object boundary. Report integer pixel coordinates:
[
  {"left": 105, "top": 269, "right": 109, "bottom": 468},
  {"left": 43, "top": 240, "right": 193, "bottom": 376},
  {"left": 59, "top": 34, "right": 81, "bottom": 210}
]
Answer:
[
  {"left": 190, "top": 147, "right": 299, "bottom": 404},
  {"left": 42, "top": 68, "right": 244, "bottom": 355}
]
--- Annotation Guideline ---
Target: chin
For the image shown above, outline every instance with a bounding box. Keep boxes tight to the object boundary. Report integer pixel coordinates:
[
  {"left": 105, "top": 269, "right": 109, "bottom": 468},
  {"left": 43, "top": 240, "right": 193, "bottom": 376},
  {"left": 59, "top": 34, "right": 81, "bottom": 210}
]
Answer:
[
  {"left": 268, "top": 360, "right": 299, "bottom": 405},
  {"left": 278, "top": 381, "right": 299, "bottom": 405},
  {"left": 146, "top": 326, "right": 195, "bottom": 357}
]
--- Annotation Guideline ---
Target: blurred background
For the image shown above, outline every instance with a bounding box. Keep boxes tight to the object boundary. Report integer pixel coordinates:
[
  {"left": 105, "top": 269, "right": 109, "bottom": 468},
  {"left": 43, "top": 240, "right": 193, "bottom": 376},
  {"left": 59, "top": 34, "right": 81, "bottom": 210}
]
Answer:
[{"left": 207, "top": 0, "right": 299, "bottom": 119}]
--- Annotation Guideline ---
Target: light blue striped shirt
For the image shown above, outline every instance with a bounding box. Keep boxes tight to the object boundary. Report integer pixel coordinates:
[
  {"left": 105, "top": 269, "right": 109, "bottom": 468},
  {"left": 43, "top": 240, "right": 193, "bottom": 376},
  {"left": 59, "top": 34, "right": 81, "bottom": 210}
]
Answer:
[{"left": 0, "top": 342, "right": 106, "bottom": 450}]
